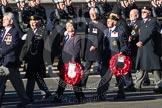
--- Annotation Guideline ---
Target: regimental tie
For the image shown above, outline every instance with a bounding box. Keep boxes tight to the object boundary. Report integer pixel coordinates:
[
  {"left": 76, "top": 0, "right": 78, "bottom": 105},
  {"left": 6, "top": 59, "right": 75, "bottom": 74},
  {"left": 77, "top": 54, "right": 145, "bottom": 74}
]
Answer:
[{"left": 64, "top": 34, "right": 69, "bottom": 44}]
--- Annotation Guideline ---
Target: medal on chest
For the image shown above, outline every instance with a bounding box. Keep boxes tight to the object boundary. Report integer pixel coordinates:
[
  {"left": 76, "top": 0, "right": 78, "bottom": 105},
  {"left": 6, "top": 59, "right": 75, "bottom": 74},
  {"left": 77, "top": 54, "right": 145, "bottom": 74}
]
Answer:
[
  {"left": 92, "top": 28, "right": 98, "bottom": 34},
  {"left": 112, "top": 40, "right": 117, "bottom": 46},
  {"left": 4, "top": 33, "right": 12, "bottom": 45}
]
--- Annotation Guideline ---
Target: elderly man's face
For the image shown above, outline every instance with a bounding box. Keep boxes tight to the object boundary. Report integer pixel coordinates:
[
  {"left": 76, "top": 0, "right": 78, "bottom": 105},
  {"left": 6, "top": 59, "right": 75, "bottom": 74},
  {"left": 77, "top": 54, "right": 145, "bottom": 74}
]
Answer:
[
  {"left": 90, "top": 10, "right": 98, "bottom": 21},
  {"left": 107, "top": 19, "right": 116, "bottom": 28},
  {"left": 129, "top": 9, "right": 139, "bottom": 21},
  {"left": 141, "top": 9, "right": 151, "bottom": 19},
  {"left": 29, "top": 20, "right": 40, "bottom": 30},
  {"left": 3, "top": 15, "right": 13, "bottom": 27}
]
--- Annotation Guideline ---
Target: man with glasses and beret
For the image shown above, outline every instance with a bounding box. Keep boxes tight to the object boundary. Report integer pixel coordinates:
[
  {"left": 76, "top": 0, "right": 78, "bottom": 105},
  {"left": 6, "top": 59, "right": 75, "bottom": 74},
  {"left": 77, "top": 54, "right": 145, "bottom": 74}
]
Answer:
[{"left": 134, "top": 6, "right": 162, "bottom": 93}]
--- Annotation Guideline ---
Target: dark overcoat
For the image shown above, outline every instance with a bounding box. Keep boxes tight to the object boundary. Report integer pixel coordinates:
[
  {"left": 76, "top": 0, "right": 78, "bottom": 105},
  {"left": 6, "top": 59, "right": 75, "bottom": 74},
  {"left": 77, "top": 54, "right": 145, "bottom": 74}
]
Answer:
[
  {"left": 85, "top": 21, "right": 104, "bottom": 62},
  {"left": 20, "top": 26, "right": 48, "bottom": 78},
  {"left": 135, "top": 17, "right": 161, "bottom": 70}
]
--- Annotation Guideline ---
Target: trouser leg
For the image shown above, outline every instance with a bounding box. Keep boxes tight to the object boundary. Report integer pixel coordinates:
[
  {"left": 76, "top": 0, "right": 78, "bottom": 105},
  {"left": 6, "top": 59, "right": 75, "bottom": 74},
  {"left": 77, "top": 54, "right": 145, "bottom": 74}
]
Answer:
[
  {"left": 143, "top": 72, "right": 150, "bottom": 85},
  {"left": 116, "top": 76, "right": 125, "bottom": 95},
  {"left": 97, "top": 67, "right": 112, "bottom": 95},
  {"left": 153, "top": 70, "right": 162, "bottom": 88},
  {"left": 8, "top": 68, "right": 29, "bottom": 101},
  {"left": 135, "top": 70, "right": 147, "bottom": 89},
  {"left": 26, "top": 78, "right": 35, "bottom": 99},
  {"left": 93, "top": 61, "right": 100, "bottom": 73},
  {"left": 55, "top": 77, "right": 67, "bottom": 98},
  {"left": 73, "top": 82, "right": 84, "bottom": 101},
  {"left": 124, "top": 72, "right": 134, "bottom": 87},
  {"left": 0, "top": 72, "right": 7, "bottom": 104},
  {"left": 81, "top": 61, "right": 92, "bottom": 87},
  {"left": 35, "top": 73, "right": 50, "bottom": 95}
]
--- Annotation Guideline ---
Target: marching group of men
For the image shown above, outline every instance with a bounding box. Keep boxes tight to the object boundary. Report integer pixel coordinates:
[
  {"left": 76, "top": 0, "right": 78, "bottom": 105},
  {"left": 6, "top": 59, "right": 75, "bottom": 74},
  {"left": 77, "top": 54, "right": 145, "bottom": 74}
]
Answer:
[{"left": 0, "top": 0, "right": 162, "bottom": 107}]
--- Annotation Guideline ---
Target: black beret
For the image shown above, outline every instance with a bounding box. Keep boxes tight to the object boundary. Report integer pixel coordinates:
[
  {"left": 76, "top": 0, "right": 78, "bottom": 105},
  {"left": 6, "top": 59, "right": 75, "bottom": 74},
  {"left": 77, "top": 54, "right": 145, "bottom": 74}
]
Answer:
[
  {"left": 111, "top": 5, "right": 121, "bottom": 15},
  {"left": 141, "top": 6, "right": 152, "bottom": 11},
  {"left": 108, "top": 15, "right": 119, "bottom": 21},
  {"left": 29, "top": 15, "right": 41, "bottom": 21}
]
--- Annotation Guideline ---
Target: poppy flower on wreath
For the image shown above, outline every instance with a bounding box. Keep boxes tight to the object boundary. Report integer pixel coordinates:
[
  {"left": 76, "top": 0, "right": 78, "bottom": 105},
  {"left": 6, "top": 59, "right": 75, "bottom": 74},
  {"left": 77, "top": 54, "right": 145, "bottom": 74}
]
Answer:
[
  {"left": 61, "top": 62, "right": 83, "bottom": 86},
  {"left": 109, "top": 53, "right": 132, "bottom": 77}
]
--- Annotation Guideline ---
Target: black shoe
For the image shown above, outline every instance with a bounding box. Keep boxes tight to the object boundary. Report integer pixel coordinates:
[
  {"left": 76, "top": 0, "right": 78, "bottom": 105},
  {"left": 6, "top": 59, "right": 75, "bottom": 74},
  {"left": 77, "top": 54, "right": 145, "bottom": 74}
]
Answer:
[
  {"left": 17, "top": 100, "right": 31, "bottom": 108},
  {"left": 77, "top": 96, "right": 85, "bottom": 103},
  {"left": 153, "top": 87, "right": 162, "bottom": 94},
  {"left": 125, "top": 85, "right": 137, "bottom": 92},
  {"left": 97, "top": 94, "right": 106, "bottom": 101},
  {"left": 143, "top": 80, "right": 151, "bottom": 86},
  {"left": 42, "top": 93, "right": 52, "bottom": 100},
  {"left": 113, "top": 94, "right": 125, "bottom": 101},
  {"left": 51, "top": 96, "right": 62, "bottom": 103},
  {"left": 29, "top": 99, "right": 34, "bottom": 103}
]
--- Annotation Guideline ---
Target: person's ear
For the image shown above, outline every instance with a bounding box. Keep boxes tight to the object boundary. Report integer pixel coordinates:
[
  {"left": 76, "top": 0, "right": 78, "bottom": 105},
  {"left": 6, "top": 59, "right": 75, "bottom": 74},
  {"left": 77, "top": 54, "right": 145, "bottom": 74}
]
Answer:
[{"left": 9, "top": 19, "right": 13, "bottom": 25}]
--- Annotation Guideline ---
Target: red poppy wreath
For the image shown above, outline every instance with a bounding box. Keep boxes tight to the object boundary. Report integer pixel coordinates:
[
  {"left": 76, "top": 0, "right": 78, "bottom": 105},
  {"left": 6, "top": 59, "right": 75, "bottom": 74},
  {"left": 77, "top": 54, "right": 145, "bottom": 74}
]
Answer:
[
  {"left": 109, "top": 53, "right": 132, "bottom": 77},
  {"left": 61, "top": 62, "right": 83, "bottom": 86}
]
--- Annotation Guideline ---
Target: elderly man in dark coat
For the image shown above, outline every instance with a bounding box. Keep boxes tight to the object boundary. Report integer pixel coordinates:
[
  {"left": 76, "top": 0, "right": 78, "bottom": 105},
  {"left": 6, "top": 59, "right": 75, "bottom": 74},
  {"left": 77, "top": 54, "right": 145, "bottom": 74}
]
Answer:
[
  {"left": 20, "top": 15, "right": 51, "bottom": 101},
  {"left": 81, "top": 7, "right": 104, "bottom": 87},
  {"left": 97, "top": 15, "right": 128, "bottom": 101},
  {"left": 135, "top": 6, "right": 162, "bottom": 92}
]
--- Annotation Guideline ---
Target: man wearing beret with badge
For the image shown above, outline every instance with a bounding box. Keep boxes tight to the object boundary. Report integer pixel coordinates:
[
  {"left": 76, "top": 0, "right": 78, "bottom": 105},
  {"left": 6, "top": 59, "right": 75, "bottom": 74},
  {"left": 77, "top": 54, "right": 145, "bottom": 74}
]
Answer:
[
  {"left": 20, "top": 15, "right": 51, "bottom": 102},
  {"left": 0, "top": 12, "right": 30, "bottom": 107},
  {"left": 134, "top": 6, "right": 162, "bottom": 93},
  {"left": 97, "top": 15, "right": 128, "bottom": 100}
]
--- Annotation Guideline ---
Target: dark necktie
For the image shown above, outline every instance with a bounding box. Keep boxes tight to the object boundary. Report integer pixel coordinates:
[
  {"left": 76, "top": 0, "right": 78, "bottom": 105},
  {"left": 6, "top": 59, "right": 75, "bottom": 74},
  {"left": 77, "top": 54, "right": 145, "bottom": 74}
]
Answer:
[
  {"left": 0, "top": 29, "right": 6, "bottom": 43},
  {"left": 108, "top": 29, "right": 111, "bottom": 37}
]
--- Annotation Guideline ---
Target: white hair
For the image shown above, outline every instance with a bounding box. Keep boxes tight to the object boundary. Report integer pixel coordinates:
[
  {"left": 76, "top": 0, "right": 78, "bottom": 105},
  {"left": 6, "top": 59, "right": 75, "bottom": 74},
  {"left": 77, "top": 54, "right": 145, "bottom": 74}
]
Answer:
[
  {"left": 89, "top": 7, "right": 99, "bottom": 15},
  {"left": 3, "top": 12, "right": 14, "bottom": 20}
]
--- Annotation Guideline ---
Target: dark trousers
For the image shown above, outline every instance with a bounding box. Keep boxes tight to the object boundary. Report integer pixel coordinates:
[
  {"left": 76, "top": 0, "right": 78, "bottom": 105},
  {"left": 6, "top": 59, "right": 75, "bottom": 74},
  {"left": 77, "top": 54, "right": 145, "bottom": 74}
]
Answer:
[
  {"left": 97, "top": 67, "right": 112, "bottom": 95},
  {"left": 80, "top": 61, "right": 93, "bottom": 87},
  {"left": 55, "top": 77, "right": 84, "bottom": 100},
  {"left": 97, "top": 65, "right": 125, "bottom": 96},
  {"left": 26, "top": 73, "right": 50, "bottom": 100},
  {"left": 0, "top": 66, "right": 29, "bottom": 104},
  {"left": 0, "top": 73, "right": 7, "bottom": 105}
]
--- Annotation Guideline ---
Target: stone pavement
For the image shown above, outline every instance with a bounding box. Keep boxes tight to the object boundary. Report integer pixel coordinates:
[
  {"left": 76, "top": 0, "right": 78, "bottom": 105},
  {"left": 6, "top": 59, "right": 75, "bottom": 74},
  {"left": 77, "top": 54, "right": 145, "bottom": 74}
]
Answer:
[{"left": 1, "top": 71, "right": 162, "bottom": 108}]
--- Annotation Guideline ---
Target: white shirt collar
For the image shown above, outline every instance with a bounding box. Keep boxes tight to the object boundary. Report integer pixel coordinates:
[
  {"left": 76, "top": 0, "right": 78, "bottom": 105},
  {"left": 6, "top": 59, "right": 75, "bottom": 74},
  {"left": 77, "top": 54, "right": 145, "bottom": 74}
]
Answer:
[
  {"left": 4, "top": 26, "right": 12, "bottom": 36},
  {"left": 109, "top": 26, "right": 116, "bottom": 32}
]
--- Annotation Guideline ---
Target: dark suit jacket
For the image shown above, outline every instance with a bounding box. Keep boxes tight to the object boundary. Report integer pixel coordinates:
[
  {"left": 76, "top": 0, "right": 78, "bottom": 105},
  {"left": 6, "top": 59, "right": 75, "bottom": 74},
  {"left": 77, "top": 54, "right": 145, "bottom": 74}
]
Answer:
[
  {"left": 0, "top": 27, "right": 20, "bottom": 68},
  {"left": 102, "top": 25, "right": 128, "bottom": 66}
]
